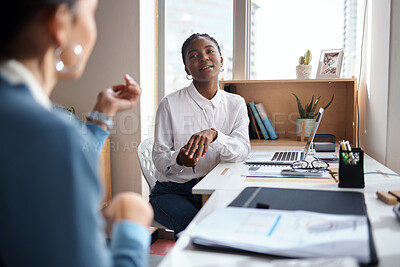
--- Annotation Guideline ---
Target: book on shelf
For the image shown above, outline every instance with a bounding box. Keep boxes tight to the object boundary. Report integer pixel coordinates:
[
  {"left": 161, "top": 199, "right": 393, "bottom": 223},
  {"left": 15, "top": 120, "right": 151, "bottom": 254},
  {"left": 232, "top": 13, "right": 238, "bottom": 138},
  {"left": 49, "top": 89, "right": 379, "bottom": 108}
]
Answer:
[
  {"left": 255, "top": 103, "right": 278, "bottom": 140},
  {"left": 249, "top": 101, "right": 270, "bottom": 140},
  {"left": 223, "top": 85, "right": 237, "bottom": 94},
  {"left": 247, "top": 105, "right": 261, "bottom": 140}
]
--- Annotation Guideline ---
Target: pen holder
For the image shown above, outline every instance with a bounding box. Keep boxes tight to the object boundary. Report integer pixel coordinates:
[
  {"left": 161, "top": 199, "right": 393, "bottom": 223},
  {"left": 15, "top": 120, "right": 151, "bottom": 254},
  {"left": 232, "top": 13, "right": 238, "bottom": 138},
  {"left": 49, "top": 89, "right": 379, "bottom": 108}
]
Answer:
[{"left": 338, "top": 147, "right": 364, "bottom": 188}]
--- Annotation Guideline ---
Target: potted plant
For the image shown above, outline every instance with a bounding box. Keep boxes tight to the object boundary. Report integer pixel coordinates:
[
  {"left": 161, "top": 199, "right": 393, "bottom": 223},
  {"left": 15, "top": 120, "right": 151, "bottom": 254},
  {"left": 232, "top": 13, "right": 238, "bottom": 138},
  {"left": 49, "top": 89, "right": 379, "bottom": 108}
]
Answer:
[
  {"left": 296, "top": 50, "right": 312, "bottom": 79},
  {"left": 292, "top": 93, "right": 334, "bottom": 137}
]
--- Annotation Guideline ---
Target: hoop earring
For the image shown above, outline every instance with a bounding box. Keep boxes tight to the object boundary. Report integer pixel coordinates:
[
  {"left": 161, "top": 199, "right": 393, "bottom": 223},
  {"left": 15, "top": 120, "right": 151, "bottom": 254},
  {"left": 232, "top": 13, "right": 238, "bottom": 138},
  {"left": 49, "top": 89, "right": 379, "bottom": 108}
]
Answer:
[
  {"left": 220, "top": 66, "right": 224, "bottom": 72},
  {"left": 55, "top": 44, "right": 84, "bottom": 74},
  {"left": 186, "top": 74, "right": 193, "bottom": 80}
]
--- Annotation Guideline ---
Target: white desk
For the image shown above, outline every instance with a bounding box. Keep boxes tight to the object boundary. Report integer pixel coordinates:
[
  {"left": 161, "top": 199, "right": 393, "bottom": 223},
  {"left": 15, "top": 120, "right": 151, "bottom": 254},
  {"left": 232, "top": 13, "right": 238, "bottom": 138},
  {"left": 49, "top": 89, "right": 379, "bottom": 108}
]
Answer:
[
  {"left": 193, "top": 149, "right": 400, "bottom": 197},
  {"left": 159, "top": 148, "right": 400, "bottom": 266},
  {"left": 159, "top": 190, "right": 400, "bottom": 267}
]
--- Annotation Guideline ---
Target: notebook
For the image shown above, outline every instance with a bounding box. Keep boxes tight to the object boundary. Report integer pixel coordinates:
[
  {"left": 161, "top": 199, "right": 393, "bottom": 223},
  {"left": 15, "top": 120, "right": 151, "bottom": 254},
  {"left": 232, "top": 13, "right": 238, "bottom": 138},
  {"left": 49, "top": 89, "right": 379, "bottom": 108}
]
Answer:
[{"left": 245, "top": 108, "right": 324, "bottom": 165}]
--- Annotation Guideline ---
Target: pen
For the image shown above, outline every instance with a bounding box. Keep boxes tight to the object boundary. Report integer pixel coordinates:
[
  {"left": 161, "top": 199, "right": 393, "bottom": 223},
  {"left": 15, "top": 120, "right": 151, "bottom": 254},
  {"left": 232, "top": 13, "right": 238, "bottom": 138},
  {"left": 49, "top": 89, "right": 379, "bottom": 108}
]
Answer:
[
  {"left": 340, "top": 141, "right": 350, "bottom": 165},
  {"left": 192, "top": 166, "right": 196, "bottom": 173},
  {"left": 340, "top": 140, "right": 347, "bottom": 152},
  {"left": 344, "top": 140, "right": 356, "bottom": 164}
]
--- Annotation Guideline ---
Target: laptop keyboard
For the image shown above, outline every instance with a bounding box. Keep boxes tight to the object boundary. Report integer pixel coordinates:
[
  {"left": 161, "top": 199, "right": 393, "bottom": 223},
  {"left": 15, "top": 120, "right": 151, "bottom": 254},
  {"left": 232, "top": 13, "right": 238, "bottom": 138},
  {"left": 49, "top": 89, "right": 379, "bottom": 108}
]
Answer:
[{"left": 272, "top": 151, "right": 298, "bottom": 161}]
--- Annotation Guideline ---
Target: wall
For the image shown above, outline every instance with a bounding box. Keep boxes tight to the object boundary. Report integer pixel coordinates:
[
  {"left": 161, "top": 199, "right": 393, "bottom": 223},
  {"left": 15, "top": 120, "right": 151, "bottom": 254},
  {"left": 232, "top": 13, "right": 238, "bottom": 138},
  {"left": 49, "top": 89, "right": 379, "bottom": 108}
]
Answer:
[
  {"left": 359, "top": 0, "right": 391, "bottom": 165},
  {"left": 386, "top": 0, "right": 400, "bottom": 173},
  {"left": 51, "top": 0, "right": 143, "bottom": 195}
]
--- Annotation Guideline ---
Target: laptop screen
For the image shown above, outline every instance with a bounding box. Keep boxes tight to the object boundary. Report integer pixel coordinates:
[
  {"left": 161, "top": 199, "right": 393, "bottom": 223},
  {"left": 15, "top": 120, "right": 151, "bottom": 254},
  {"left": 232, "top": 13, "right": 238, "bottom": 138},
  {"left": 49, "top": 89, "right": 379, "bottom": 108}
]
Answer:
[{"left": 301, "top": 108, "right": 324, "bottom": 160}]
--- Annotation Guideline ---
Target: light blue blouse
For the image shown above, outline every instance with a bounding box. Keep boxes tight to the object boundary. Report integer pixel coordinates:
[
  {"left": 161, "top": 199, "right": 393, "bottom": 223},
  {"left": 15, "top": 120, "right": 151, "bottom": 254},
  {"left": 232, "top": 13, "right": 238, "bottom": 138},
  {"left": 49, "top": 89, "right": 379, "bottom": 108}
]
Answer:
[{"left": 0, "top": 63, "right": 149, "bottom": 267}]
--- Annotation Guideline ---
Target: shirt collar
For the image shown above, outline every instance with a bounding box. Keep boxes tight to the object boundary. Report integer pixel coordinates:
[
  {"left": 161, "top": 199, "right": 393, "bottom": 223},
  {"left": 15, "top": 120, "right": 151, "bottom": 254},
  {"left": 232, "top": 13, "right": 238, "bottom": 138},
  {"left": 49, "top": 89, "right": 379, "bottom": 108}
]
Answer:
[
  {"left": 0, "top": 59, "right": 52, "bottom": 110},
  {"left": 187, "top": 82, "right": 222, "bottom": 109}
]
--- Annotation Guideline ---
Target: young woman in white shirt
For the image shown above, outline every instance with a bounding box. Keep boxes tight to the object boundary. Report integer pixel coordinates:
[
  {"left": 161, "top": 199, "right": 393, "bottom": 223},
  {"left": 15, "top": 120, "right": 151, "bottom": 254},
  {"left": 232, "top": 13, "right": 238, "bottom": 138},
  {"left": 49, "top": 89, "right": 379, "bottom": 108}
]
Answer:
[{"left": 150, "top": 33, "right": 250, "bottom": 238}]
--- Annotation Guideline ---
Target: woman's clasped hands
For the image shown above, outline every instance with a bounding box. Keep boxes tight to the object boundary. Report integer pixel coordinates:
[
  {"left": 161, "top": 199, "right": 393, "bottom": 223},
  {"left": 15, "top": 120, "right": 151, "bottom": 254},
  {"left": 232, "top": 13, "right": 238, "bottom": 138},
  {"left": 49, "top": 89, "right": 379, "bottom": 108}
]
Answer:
[{"left": 177, "top": 128, "right": 217, "bottom": 167}]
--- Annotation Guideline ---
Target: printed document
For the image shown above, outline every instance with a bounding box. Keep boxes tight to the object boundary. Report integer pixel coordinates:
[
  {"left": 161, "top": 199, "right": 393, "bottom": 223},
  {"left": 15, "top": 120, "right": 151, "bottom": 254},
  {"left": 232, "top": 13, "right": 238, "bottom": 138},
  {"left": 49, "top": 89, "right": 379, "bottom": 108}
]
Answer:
[
  {"left": 189, "top": 207, "right": 370, "bottom": 264},
  {"left": 242, "top": 165, "right": 331, "bottom": 178}
]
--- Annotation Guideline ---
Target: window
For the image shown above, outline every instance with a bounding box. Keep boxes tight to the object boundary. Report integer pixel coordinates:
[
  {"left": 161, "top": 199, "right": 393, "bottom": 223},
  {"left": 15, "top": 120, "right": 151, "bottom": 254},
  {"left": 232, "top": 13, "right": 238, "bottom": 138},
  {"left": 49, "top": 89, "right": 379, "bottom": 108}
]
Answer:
[
  {"left": 157, "top": 0, "right": 359, "bottom": 97},
  {"left": 162, "top": 0, "right": 233, "bottom": 96},
  {"left": 250, "top": 0, "right": 358, "bottom": 79}
]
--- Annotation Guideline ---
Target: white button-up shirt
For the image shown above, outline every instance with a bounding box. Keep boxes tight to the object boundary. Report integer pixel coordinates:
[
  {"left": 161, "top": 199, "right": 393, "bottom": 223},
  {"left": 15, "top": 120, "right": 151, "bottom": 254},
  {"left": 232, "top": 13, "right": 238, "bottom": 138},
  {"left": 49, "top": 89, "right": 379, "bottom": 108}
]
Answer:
[{"left": 153, "top": 82, "right": 250, "bottom": 183}]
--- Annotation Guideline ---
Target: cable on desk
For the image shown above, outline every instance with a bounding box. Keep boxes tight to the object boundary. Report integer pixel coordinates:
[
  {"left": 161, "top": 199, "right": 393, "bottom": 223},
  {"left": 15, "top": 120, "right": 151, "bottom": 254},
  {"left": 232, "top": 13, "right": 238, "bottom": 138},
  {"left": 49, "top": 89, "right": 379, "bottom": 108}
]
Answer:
[
  {"left": 364, "top": 172, "right": 400, "bottom": 177},
  {"left": 356, "top": 0, "right": 368, "bottom": 148}
]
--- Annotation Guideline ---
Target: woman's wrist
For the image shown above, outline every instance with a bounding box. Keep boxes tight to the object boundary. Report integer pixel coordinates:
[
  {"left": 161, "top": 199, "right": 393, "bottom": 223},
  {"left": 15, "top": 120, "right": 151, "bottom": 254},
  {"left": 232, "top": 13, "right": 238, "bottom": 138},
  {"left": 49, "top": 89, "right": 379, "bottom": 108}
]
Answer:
[
  {"left": 210, "top": 128, "right": 218, "bottom": 142},
  {"left": 92, "top": 103, "right": 117, "bottom": 118},
  {"left": 87, "top": 110, "right": 114, "bottom": 131},
  {"left": 92, "top": 90, "right": 118, "bottom": 118},
  {"left": 176, "top": 151, "right": 184, "bottom": 166}
]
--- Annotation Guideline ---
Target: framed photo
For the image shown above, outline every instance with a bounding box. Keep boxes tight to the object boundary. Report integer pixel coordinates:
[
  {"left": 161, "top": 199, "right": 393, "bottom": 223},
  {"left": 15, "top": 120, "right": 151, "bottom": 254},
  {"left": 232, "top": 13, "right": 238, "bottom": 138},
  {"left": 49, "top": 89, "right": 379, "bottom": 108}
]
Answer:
[{"left": 316, "top": 49, "right": 344, "bottom": 79}]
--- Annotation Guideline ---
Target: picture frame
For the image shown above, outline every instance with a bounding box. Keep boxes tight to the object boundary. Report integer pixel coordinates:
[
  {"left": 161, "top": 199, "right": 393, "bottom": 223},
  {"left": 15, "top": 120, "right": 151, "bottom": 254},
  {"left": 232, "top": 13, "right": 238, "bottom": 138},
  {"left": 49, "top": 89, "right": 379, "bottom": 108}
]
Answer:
[{"left": 316, "top": 49, "right": 344, "bottom": 79}]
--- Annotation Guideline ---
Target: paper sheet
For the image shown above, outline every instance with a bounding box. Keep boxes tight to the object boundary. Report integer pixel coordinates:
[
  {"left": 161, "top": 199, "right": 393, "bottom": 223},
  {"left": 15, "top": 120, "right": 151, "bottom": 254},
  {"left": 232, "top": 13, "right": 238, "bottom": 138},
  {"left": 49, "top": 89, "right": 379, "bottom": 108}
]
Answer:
[
  {"left": 242, "top": 165, "right": 331, "bottom": 179},
  {"left": 190, "top": 207, "right": 370, "bottom": 264}
]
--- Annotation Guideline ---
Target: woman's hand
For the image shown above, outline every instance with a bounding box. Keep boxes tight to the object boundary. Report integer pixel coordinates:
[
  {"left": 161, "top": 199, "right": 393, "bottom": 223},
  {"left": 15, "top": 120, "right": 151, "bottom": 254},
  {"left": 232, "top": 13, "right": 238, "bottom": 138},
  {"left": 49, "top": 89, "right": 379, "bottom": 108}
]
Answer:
[
  {"left": 92, "top": 74, "right": 141, "bottom": 118},
  {"left": 177, "top": 145, "right": 198, "bottom": 167},
  {"left": 184, "top": 129, "right": 218, "bottom": 162},
  {"left": 102, "top": 192, "right": 154, "bottom": 237}
]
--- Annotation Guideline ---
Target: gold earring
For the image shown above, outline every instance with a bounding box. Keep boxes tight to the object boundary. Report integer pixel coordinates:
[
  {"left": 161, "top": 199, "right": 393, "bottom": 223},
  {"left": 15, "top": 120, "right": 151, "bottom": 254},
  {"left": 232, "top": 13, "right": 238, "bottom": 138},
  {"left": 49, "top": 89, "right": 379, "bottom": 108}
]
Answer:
[
  {"left": 55, "top": 43, "right": 83, "bottom": 74},
  {"left": 186, "top": 74, "right": 193, "bottom": 80}
]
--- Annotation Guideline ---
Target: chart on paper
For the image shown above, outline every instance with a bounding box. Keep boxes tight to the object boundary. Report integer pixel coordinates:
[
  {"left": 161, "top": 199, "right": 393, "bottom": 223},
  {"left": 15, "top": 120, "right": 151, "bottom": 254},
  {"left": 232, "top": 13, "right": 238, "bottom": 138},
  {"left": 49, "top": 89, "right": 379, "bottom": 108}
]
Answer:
[{"left": 190, "top": 207, "right": 370, "bottom": 263}]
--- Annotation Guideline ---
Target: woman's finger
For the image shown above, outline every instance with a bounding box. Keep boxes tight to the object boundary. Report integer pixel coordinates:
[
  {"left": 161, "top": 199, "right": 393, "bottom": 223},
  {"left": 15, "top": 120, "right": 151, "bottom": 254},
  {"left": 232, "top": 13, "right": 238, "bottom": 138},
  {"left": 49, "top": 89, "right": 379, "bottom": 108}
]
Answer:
[{"left": 188, "top": 135, "right": 200, "bottom": 158}]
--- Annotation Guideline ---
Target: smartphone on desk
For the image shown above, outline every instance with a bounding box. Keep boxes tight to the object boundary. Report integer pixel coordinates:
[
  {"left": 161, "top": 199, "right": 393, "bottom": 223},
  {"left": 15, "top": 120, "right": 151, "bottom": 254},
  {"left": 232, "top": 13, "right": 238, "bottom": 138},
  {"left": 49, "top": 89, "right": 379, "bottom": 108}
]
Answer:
[
  {"left": 281, "top": 169, "right": 325, "bottom": 177},
  {"left": 314, "top": 154, "right": 338, "bottom": 162}
]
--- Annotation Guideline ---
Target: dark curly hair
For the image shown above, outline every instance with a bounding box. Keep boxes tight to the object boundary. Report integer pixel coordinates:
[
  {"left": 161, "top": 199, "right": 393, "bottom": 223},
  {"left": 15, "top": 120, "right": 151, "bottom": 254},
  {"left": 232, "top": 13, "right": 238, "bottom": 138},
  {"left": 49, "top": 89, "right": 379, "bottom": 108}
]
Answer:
[{"left": 181, "top": 33, "right": 222, "bottom": 65}]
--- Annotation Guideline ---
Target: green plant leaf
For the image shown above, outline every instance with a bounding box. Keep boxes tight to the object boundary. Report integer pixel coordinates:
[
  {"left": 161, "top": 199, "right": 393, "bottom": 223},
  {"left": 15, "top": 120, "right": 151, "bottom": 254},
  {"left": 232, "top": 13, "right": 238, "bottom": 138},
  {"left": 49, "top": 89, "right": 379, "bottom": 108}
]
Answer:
[
  {"left": 310, "top": 96, "right": 321, "bottom": 115},
  {"left": 313, "top": 94, "right": 335, "bottom": 117},
  {"left": 307, "top": 95, "right": 314, "bottom": 113},
  {"left": 293, "top": 93, "right": 335, "bottom": 119},
  {"left": 291, "top": 93, "right": 304, "bottom": 118},
  {"left": 304, "top": 50, "right": 312, "bottom": 65},
  {"left": 322, "top": 94, "right": 335, "bottom": 110},
  {"left": 299, "top": 56, "right": 304, "bottom": 65},
  {"left": 303, "top": 104, "right": 310, "bottom": 118}
]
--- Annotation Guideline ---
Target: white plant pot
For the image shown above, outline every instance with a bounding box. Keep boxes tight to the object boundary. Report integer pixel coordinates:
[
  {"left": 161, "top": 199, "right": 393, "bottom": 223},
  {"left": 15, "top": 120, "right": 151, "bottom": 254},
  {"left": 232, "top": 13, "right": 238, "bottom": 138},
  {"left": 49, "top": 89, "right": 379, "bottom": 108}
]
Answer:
[
  {"left": 296, "top": 65, "right": 312, "bottom": 79},
  {"left": 296, "top": 118, "right": 317, "bottom": 137}
]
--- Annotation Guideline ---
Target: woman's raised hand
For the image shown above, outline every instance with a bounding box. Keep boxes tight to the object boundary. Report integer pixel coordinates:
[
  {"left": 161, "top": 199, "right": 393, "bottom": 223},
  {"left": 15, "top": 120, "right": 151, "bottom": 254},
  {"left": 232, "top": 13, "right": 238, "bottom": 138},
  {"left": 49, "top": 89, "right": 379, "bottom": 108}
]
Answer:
[{"left": 92, "top": 74, "right": 141, "bottom": 118}]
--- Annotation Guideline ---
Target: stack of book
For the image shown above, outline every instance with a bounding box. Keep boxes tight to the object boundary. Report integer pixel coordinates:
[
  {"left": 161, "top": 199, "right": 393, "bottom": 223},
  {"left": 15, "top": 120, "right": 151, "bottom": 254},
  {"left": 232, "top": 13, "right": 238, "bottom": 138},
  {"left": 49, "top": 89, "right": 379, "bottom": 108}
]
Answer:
[{"left": 248, "top": 101, "right": 278, "bottom": 140}]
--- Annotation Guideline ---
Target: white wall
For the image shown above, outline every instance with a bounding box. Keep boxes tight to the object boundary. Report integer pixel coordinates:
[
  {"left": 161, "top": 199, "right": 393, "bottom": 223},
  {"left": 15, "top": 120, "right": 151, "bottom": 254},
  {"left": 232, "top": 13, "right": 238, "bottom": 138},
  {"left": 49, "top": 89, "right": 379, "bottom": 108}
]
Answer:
[
  {"left": 386, "top": 0, "right": 400, "bottom": 173},
  {"left": 359, "top": 0, "right": 391, "bottom": 165},
  {"left": 139, "top": 0, "right": 157, "bottom": 197},
  {"left": 51, "top": 0, "right": 143, "bottom": 195}
]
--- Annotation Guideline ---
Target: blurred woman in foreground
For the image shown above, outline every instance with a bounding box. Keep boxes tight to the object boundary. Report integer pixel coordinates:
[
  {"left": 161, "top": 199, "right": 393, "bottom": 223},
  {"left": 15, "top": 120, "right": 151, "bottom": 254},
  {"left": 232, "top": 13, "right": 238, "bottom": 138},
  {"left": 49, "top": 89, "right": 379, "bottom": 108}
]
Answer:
[{"left": 0, "top": 0, "right": 152, "bottom": 266}]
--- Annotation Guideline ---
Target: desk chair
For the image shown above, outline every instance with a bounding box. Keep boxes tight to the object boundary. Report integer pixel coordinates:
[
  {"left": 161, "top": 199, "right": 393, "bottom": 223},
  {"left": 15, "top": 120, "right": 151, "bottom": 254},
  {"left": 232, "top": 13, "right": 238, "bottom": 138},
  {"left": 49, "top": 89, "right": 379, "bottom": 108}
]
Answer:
[{"left": 137, "top": 137, "right": 168, "bottom": 230}]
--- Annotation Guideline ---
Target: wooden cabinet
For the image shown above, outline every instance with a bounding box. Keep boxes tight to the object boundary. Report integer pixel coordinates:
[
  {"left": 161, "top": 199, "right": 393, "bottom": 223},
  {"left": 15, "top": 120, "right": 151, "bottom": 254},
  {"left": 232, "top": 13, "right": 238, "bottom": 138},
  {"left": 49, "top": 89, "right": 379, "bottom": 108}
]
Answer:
[
  {"left": 220, "top": 79, "right": 357, "bottom": 145},
  {"left": 99, "top": 138, "right": 112, "bottom": 209}
]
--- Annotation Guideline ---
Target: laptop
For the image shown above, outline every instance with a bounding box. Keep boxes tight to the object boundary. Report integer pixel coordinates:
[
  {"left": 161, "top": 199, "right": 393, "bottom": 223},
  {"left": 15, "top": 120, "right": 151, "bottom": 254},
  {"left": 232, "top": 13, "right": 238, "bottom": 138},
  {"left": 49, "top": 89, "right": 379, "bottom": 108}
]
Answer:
[{"left": 245, "top": 108, "right": 324, "bottom": 165}]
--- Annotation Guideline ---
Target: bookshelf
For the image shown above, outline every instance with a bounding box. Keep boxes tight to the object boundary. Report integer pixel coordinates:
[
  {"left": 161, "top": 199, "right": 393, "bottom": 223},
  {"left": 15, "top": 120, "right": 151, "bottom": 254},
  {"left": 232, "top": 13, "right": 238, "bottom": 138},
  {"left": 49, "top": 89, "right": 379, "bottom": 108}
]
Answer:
[{"left": 220, "top": 79, "right": 357, "bottom": 146}]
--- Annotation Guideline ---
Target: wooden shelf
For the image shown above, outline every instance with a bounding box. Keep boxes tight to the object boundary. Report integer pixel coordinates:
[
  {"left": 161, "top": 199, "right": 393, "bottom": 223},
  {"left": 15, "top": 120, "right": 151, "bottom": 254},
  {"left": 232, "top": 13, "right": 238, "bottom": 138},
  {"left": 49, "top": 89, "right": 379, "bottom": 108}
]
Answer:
[
  {"left": 250, "top": 136, "right": 306, "bottom": 146},
  {"left": 220, "top": 78, "right": 357, "bottom": 145},
  {"left": 99, "top": 138, "right": 112, "bottom": 209}
]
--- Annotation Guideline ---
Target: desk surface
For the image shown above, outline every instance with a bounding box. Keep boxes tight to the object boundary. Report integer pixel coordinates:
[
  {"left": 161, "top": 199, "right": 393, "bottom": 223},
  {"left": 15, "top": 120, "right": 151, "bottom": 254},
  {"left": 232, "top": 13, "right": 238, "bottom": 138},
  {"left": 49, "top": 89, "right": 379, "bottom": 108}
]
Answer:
[
  {"left": 193, "top": 147, "right": 399, "bottom": 196},
  {"left": 160, "top": 190, "right": 400, "bottom": 267},
  {"left": 160, "top": 147, "right": 400, "bottom": 266}
]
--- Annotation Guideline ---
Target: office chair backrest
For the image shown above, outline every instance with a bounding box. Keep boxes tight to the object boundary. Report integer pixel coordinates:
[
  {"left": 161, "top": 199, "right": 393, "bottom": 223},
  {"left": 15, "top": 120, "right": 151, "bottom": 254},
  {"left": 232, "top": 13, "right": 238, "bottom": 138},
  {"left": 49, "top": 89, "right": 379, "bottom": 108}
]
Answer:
[
  {"left": 137, "top": 137, "right": 169, "bottom": 230},
  {"left": 137, "top": 137, "right": 157, "bottom": 191}
]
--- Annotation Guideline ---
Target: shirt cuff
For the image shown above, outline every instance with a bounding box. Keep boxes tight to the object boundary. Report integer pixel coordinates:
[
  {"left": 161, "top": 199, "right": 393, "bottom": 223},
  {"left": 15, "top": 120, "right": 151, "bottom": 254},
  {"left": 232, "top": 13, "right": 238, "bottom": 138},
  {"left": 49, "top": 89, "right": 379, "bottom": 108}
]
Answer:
[
  {"left": 209, "top": 129, "right": 227, "bottom": 150},
  {"left": 86, "top": 122, "right": 110, "bottom": 145},
  {"left": 111, "top": 220, "right": 150, "bottom": 255}
]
